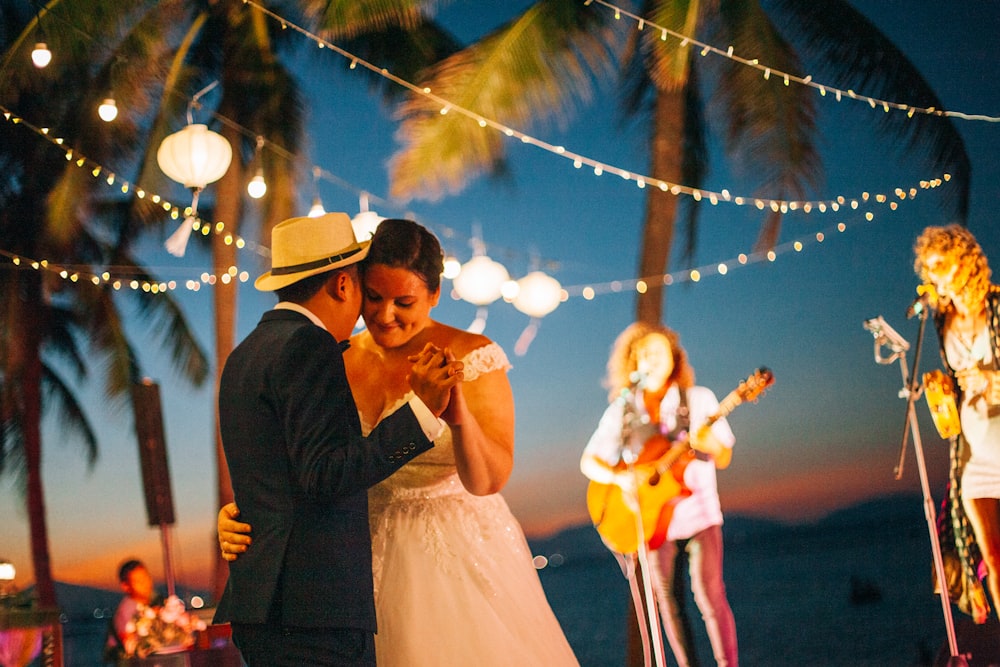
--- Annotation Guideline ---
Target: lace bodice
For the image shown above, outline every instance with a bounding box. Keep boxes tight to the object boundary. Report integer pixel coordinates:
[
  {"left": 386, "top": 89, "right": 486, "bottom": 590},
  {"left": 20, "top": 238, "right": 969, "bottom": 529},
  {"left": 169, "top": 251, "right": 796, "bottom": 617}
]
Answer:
[{"left": 363, "top": 342, "right": 511, "bottom": 500}]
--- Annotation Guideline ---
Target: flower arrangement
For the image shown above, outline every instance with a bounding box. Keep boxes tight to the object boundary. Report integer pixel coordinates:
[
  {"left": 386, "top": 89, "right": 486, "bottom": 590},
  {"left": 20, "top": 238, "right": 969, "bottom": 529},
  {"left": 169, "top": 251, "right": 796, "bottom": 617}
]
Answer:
[{"left": 123, "top": 595, "right": 207, "bottom": 658}]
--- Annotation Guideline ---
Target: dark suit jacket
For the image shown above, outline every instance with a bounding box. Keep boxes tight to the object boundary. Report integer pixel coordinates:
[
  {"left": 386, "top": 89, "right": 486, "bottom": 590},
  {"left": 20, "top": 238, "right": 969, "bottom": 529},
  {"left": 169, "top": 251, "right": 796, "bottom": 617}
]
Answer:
[{"left": 213, "top": 309, "right": 433, "bottom": 631}]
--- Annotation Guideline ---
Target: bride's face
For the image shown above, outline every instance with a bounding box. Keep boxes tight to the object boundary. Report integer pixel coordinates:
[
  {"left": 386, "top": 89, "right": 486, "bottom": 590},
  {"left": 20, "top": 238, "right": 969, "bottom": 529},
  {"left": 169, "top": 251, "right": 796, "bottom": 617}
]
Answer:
[{"left": 362, "top": 263, "right": 440, "bottom": 349}]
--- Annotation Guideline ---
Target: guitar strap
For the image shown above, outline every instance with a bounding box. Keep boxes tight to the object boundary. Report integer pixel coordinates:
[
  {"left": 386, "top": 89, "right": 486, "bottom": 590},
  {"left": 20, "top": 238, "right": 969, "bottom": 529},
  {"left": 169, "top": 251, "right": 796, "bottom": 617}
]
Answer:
[{"left": 669, "top": 388, "right": 690, "bottom": 441}]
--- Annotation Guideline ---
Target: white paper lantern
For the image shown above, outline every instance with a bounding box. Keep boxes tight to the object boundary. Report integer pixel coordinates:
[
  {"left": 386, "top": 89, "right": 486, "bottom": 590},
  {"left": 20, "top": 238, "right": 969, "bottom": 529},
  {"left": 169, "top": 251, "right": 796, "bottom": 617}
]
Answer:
[
  {"left": 156, "top": 124, "right": 232, "bottom": 189},
  {"left": 156, "top": 124, "right": 233, "bottom": 256},
  {"left": 512, "top": 271, "right": 563, "bottom": 318},
  {"left": 453, "top": 256, "right": 510, "bottom": 306}
]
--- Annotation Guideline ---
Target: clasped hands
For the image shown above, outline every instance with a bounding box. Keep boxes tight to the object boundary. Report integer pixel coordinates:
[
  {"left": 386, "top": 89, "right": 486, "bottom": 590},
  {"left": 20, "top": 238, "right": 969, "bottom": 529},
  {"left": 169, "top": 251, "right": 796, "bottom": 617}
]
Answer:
[{"left": 407, "top": 343, "right": 464, "bottom": 419}]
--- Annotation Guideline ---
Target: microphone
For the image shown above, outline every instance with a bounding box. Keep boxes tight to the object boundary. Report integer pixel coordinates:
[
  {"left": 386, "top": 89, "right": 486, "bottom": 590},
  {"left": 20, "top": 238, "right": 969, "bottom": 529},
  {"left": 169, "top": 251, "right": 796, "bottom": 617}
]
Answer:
[
  {"left": 629, "top": 370, "right": 648, "bottom": 389},
  {"left": 863, "top": 315, "right": 909, "bottom": 353},
  {"left": 906, "top": 284, "right": 939, "bottom": 319}
]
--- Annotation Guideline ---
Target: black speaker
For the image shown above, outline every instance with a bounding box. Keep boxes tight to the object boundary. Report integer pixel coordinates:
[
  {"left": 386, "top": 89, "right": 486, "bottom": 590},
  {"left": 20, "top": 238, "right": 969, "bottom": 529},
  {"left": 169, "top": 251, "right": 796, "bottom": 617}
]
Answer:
[{"left": 131, "top": 380, "right": 175, "bottom": 526}]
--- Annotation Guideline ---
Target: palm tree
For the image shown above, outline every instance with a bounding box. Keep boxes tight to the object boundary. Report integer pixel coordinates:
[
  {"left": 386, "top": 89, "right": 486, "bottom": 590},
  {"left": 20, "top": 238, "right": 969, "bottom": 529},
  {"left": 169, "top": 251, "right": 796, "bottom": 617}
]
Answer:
[
  {"left": 386, "top": 0, "right": 969, "bottom": 324},
  {"left": 4, "top": 0, "right": 466, "bottom": 599},
  {"left": 0, "top": 0, "right": 209, "bottom": 607}
]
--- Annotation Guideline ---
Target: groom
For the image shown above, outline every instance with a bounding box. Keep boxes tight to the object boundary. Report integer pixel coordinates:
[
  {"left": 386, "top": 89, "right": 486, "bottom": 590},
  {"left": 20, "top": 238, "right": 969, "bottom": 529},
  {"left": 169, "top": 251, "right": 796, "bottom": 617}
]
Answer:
[{"left": 214, "top": 212, "right": 460, "bottom": 666}]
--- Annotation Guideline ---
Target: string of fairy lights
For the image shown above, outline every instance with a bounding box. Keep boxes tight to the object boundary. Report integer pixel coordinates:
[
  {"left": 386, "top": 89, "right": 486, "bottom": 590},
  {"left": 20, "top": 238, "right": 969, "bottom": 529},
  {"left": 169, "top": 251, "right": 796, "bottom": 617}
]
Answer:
[
  {"left": 239, "top": 0, "right": 991, "bottom": 213},
  {"left": 583, "top": 0, "right": 1000, "bottom": 123},
  {"left": 0, "top": 0, "right": 981, "bottom": 304},
  {"left": 0, "top": 101, "right": 952, "bottom": 300}
]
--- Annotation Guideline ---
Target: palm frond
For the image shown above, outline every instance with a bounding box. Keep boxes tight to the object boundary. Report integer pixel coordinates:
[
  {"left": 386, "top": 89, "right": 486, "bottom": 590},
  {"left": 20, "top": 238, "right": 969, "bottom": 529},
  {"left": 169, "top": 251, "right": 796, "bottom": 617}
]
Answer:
[
  {"left": 641, "top": 0, "right": 702, "bottom": 90},
  {"left": 330, "top": 21, "right": 463, "bottom": 104},
  {"left": 770, "top": 0, "right": 970, "bottom": 220},
  {"left": 713, "top": 0, "right": 821, "bottom": 203},
  {"left": 106, "top": 253, "right": 210, "bottom": 388},
  {"left": 389, "top": 0, "right": 620, "bottom": 200},
  {"left": 39, "top": 304, "right": 87, "bottom": 382},
  {"left": 40, "top": 361, "right": 99, "bottom": 469},
  {"left": 305, "top": 0, "right": 448, "bottom": 40}
]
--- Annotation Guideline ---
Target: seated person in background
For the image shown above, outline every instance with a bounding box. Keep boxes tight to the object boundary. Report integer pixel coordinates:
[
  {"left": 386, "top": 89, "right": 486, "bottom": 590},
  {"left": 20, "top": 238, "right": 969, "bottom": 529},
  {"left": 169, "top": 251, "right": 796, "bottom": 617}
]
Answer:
[{"left": 103, "top": 559, "right": 158, "bottom": 662}]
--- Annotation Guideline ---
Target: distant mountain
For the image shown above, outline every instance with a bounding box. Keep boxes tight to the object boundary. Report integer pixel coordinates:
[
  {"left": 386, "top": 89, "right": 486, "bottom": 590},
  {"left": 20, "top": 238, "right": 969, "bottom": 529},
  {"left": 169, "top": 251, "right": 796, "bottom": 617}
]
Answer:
[
  {"left": 815, "top": 492, "right": 926, "bottom": 529},
  {"left": 528, "top": 492, "right": 928, "bottom": 556}
]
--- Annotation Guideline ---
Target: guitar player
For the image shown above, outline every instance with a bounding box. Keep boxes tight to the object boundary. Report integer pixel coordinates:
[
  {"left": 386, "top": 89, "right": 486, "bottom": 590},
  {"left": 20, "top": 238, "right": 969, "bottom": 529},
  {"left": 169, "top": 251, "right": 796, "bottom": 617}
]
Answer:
[{"left": 581, "top": 322, "right": 738, "bottom": 667}]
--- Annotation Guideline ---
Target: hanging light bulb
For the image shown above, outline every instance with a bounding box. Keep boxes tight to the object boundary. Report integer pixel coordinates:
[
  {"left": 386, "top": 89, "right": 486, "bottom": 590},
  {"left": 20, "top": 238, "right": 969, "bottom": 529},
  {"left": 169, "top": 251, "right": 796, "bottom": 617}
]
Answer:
[
  {"left": 351, "top": 193, "right": 384, "bottom": 241},
  {"left": 307, "top": 166, "right": 325, "bottom": 217},
  {"left": 97, "top": 97, "right": 118, "bottom": 122},
  {"left": 308, "top": 197, "right": 326, "bottom": 218},
  {"left": 247, "top": 167, "right": 267, "bottom": 199},
  {"left": 247, "top": 135, "right": 266, "bottom": 199},
  {"left": 31, "top": 43, "right": 51, "bottom": 68}
]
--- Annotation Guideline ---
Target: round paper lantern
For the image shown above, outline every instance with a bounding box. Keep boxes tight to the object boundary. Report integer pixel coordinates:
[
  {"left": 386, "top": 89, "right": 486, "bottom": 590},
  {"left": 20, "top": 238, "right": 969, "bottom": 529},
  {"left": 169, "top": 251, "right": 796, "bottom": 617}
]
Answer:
[
  {"left": 453, "top": 256, "right": 510, "bottom": 306},
  {"left": 156, "top": 124, "right": 232, "bottom": 189},
  {"left": 513, "top": 271, "right": 563, "bottom": 318}
]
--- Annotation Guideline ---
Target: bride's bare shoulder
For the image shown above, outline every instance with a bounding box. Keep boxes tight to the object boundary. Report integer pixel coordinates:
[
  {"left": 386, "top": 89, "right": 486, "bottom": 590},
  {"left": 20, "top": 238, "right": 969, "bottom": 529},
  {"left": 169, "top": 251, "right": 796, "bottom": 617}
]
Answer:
[{"left": 428, "top": 321, "right": 493, "bottom": 359}]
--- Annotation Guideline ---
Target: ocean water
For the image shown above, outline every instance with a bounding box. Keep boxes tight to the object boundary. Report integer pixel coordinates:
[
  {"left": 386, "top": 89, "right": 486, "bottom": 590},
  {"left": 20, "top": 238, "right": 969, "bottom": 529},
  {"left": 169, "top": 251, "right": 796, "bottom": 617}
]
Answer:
[
  {"left": 46, "top": 495, "right": 999, "bottom": 666},
  {"left": 532, "top": 495, "right": 995, "bottom": 667}
]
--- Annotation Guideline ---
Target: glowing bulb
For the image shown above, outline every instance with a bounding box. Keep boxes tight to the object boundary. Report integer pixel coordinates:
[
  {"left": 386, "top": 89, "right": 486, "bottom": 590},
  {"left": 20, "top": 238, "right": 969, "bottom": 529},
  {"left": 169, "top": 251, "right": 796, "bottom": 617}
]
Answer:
[
  {"left": 247, "top": 169, "right": 266, "bottom": 199},
  {"left": 308, "top": 197, "right": 326, "bottom": 218},
  {"left": 443, "top": 257, "right": 461, "bottom": 280},
  {"left": 31, "top": 43, "right": 51, "bottom": 68},
  {"left": 97, "top": 98, "right": 118, "bottom": 122}
]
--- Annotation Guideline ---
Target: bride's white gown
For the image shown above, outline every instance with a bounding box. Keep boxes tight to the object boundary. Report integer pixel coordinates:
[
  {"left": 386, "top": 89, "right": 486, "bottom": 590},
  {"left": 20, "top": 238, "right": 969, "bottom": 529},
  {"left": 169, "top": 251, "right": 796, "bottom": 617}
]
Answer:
[{"left": 364, "top": 343, "right": 578, "bottom": 666}]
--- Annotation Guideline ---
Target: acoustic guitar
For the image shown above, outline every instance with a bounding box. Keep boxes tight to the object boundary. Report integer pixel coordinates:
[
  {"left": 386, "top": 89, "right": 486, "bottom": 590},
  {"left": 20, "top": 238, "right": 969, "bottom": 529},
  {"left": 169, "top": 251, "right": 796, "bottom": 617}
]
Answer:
[{"left": 586, "top": 368, "right": 774, "bottom": 554}]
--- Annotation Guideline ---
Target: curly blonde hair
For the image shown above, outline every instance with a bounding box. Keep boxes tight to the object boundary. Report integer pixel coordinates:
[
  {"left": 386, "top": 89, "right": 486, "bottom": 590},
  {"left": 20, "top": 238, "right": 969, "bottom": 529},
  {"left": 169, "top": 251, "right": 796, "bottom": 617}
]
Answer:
[
  {"left": 913, "top": 224, "right": 991, "bottom": 312},
  {"left": 604, "top": 322, "right": 695, "bottom": 403}
]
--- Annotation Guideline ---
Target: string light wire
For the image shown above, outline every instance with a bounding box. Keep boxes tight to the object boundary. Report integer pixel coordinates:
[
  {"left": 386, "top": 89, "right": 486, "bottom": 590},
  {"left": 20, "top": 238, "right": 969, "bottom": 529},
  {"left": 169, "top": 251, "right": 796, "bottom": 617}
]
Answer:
[
  {"left": 585, "top": 0, "right": 1000, "bottom": 123},
  {"left": 238, "top": 0, "right": 974, "bottom": 215},
  {"left": 0, "top": 98, "right": 952, "bottom": 300}
]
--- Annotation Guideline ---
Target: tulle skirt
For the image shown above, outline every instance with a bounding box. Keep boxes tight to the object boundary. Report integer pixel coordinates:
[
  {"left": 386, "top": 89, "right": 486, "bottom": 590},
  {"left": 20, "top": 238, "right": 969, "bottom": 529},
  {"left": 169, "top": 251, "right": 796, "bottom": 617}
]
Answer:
[{"left": 369, "top": 473, "right": 578, "bottom": 666}]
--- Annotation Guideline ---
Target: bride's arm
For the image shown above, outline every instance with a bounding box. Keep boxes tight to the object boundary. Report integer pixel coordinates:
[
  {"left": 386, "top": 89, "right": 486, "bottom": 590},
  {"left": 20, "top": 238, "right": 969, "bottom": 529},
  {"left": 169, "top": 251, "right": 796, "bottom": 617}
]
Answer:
[{"left": 446, "top": 365, "right": 515, "bottom": 496}]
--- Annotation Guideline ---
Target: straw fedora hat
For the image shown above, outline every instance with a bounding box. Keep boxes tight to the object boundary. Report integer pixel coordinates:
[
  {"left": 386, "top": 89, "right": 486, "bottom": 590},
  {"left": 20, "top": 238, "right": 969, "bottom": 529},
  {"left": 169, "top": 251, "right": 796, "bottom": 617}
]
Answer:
[{"left": 255, "top": 212, "right": 371, "bottom": 291}]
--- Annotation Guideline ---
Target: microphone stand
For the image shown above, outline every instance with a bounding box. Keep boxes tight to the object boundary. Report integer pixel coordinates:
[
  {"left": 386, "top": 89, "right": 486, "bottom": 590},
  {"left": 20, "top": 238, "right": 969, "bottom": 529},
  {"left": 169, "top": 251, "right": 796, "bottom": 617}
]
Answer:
[
  {"left": 618, "top": 383, "right": 667, "bottom": 667},
  {"left": 865, "top": 312, "right": 967, "bottom": 666}
]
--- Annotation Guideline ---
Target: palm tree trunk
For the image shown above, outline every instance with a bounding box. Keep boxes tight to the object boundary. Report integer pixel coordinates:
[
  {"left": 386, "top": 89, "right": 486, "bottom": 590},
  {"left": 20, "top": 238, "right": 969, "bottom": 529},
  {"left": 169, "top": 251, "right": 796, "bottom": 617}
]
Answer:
[
  {"left": 635, "top": 88, "right": 685, "bottom": 325},
  {"left": 24, "top": 342, "right": 56, "bottom": 607},
  {"left": 210, "top": 121, "right": 242, "bottom": 601},
  {"left": 15, "top": 280, "right": 57, "bottom": 608}
]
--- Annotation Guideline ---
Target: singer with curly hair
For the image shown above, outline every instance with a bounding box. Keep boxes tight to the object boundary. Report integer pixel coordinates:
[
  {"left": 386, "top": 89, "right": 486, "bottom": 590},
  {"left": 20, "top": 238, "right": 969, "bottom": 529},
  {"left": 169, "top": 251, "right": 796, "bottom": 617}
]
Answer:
[{"left": 914, "top": 223, "right": 1000, "bottom": 624}]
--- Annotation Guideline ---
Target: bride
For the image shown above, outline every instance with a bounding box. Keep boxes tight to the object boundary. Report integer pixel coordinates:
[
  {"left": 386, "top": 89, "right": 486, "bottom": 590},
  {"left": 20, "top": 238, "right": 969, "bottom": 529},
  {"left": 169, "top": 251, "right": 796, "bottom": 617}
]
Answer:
[{"left": 219, "top": 218, "right": 577, "bottom": 665}]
